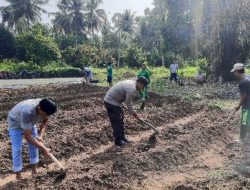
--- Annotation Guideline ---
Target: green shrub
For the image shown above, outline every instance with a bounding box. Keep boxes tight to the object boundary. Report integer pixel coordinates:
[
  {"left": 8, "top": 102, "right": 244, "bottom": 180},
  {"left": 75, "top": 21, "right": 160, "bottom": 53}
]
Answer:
[
  {"left": 41, "top": 67, "right": 83, "bottom": 78},
  {"left": 180, "top": 66, "right": 198, "bottom": 78},
  {"left": 208, "top": 103, "right": 223, "bottom": 110},
  {"left": 147, "top": 48, "right": 162, "bottom": 66},
  {"left": 245, "top": 58, "right": 250, "bottom": 69},
  {"left": 0, "top": 59, "right": 40, "bottom": 72},
  {"left": 0, "top": 26, "right": 16, "bottom": 59},
  {"left": 55, "top": 34, "right": 87, "bottom": 50},
  {"left": 163, "top": 53, "right": 189, "bottom": 67},
  {"left": 194, "top": 58, "right": 208, "bottom": 74},
  {"left": 17, "top": 26, "right": 61, "bottom": 65},
  {"left": 124, "top": 44, "right": 146, "bottom": 67},
  {"left": 0, "top": 59, "right": 83, "bottom": 78},
  {"left": 42, "top": 61, "right": 83, "bottom": 77}
]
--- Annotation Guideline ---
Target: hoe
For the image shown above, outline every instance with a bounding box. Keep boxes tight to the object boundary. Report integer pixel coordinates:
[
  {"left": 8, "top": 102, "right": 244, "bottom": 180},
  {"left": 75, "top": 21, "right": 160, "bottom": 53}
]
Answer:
[{"left": 48, "top": 153, "right": 68, "bottom": 180}]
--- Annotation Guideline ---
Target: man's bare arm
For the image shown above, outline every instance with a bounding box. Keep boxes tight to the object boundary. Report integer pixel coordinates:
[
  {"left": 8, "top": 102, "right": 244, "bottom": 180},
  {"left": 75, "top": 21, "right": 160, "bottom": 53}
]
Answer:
[
  {"left": 39, "top": 117, "right": 48, "bottom": 139},
  {"left": 24, "top": 129, "right": 50, "bottom": 156},
  {"left": 236, "top": 93, "right": 247, "bottom": 111}
]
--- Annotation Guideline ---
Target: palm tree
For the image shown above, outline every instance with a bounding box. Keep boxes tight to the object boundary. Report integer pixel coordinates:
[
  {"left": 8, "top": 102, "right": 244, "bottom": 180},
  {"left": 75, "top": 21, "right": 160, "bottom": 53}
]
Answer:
[
  {"left": 51, "top": 1, "right": 72, "bottom": 35},
  {"left": 1, "top": 6, "right": 15, "bottom": 29},
  {"left": 0, "top": 0, "right": 48, "bottom": 33},
  {"left": 58, "top": 0, "right": 86, "bottom": 45},
  {"left": 112, "top": 10, "right": 135, "bottom": 34},
  {"left": 85, "top": 0, "right": 107, "bottom": 36},
  {"left": 52, "top": 12, "right": 72, "bottom": 35},
  {"left": 112, "top": 10, "right": 136, "bottom": 67}
]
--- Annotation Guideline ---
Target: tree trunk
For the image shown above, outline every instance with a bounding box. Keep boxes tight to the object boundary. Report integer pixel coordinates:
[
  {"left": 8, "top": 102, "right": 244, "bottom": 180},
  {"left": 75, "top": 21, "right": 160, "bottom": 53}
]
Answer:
[
  {"left": 91, "top": 21, "right": 94, "bottom": 37},
  {"left": 161, "top": 55, "right": 165, "bottom": 67},
  {"left": 117, "top": 29, "right": 121, "bottom": 67},
  {"left": 75, "top": 31, "right": 78, "bottom": 46},
  {"left": 218, "top": 30, "right": 237, "bottom": 81},
  {"left": 118, "top": 52, "right": 120, "bottom": 67}
]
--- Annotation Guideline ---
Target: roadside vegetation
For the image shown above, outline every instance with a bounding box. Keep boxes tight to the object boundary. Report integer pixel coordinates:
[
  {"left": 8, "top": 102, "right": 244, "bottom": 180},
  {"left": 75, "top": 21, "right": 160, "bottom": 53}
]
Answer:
[{"left": 0, "top": 0, "right": 249, "bottom": 80}]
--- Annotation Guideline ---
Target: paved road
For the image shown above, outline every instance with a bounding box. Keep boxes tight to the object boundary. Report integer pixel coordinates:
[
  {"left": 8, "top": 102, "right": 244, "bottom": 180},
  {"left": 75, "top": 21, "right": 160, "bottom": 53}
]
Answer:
[{"left": 0, "top": 78, "right": 83, "bottom": 88}]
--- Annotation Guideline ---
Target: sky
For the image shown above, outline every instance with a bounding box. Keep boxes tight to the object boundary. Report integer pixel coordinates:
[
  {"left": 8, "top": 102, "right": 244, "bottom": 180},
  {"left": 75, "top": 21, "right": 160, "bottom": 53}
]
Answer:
[{"left": 0, "top": 0, "right": 154, "bottom": 24}]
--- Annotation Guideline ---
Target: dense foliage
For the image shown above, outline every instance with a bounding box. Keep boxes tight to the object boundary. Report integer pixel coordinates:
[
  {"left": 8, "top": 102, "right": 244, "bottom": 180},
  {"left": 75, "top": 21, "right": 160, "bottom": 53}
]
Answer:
[
  {"left": 0, "top": 0, "right": 249, "bottom": 80},
  {"left": 0, "top": 25, "right": 16, "bottom": 59},
  {"left": 17, "top": 24, "right": 61, "bottom": 64}
]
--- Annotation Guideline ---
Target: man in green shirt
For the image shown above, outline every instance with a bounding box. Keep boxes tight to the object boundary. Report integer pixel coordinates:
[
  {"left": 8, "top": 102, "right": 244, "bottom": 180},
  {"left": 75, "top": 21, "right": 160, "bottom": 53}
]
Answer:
[
  {"left": 107, "top": 62, "right": 113, "bottom": 88},
  {"left": 137, "top": 62, "right": 151, "bottom": 110}
]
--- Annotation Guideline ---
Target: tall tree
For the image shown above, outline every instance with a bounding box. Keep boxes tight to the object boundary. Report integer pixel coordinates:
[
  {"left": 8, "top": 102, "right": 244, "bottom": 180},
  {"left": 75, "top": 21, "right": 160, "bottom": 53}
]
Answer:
[
  {"left": 52, "top": 8, "right": 72, "bottom": 35},
  {"left": 201, "top": 0, "right": 250, "bottom": 81},
  {"left": 0, "top": 0, "right": 48, "bottom": 34},
  {"left": 0, "top": 25, "right": 16, "bottom": 59},
  {"left": 161, "top": 0, "right": 194, "bottom": 57},
  {"left": 137, "top": 3, "right": 167, "bottom": 66},
  {"left": 112, "top": 9, "right": 136, "bottom": 34},
  {"left": 58, "top": 0, "right": 87, "bottom": 45},
  {"left": 85, "top": 0, "right": 107, "bottom": 36},
  {"left": 112, "top": 9, "right": 136, "bottom": 66}
]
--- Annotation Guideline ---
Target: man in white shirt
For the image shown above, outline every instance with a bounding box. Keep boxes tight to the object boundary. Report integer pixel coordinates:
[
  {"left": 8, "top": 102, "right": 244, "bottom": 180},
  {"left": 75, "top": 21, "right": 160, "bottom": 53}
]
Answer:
[
  {"left": 170, "top": 60, "right": 179, "bottom": 84},
  {"left": 104, "top": 77, "right": 148, "bottom": 147}
]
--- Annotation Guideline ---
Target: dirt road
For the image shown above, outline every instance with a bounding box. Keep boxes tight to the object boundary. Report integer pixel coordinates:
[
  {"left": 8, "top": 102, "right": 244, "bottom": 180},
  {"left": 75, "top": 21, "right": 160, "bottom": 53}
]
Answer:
[
  {"left": 0, "top": 83, "right": 247, "bottom": 190},
  {"left": 0, "top": 78, "right": 83, "bottom": 88}
]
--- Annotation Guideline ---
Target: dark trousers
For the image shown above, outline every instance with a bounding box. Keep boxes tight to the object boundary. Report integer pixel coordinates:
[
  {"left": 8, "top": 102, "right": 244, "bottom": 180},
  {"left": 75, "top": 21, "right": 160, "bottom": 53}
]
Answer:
[
  {"left": 104, "top": 102, "right": 126, "bottom": 144},
  {"left": 170, "top": 73, "right": 178, "bottom": 82}
]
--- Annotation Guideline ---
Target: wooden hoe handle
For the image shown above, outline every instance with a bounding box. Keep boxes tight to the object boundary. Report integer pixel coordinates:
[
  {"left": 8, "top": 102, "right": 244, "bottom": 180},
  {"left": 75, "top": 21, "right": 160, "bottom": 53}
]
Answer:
[
  {"left": 226, "top": 110, "right": 236, "bottom": 122},
  {"left": 49, "top": 153, "right": 65, "bottom": 170},
  {"left": 140, "top": 119, "right": 159, "bottom": 134}
]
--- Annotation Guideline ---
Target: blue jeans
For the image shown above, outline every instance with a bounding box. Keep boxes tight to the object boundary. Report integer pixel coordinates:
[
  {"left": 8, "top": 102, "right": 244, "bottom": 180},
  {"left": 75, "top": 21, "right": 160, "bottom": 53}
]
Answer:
[{"left": 9, "top": 127, "right": 39, "bottom": 172}]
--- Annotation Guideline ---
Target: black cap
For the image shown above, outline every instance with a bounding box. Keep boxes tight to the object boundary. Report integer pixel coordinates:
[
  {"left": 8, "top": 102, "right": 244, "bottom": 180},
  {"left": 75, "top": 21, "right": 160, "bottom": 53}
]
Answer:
[
  {"left": 137, "top": 76, "right": 149, "bottom": 87},
  {"left": 39, "top": 98, "right": 57, "bottom": 115}
]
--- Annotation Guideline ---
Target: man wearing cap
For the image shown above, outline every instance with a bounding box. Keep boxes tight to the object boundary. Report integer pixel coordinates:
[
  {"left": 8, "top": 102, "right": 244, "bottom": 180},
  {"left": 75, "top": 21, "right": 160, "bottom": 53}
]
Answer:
[
  {"left": 8, "top": 98, "right": 57, "bottom": 180},
  {"left": 104, "top": 77, "right": 148, "bottom": 147},
  {"left": 137, "top": 62, "right": 151, "bottom": 110},
  {"left": 231, "top": 63, "right": 250, "bottom": 175},
  {"left": 231, "top": 63, "right": 250, "bottom": 140}
]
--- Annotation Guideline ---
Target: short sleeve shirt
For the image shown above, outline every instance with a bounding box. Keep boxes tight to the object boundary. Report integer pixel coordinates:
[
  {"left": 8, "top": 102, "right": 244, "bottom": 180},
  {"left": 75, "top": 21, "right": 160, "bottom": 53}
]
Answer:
[
  {"left": 104, "top": 80, "right": 137, "bottom": 114},
  {"left": 107, "top": 65, "right": 113, "bottom": 77},
  {"left": 239, "top": 75, "right": 250, "bottom": 109},
  {"left": 170, "top": 64, "right": 178, "bottom": 73},
  {"left": 8, "top": 99, "right": 42, "bottom": 130}
]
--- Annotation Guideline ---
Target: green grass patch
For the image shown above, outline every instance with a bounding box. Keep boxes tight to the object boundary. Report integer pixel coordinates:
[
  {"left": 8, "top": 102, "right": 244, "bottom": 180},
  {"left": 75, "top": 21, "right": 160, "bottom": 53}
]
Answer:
[
  {"left": 208, "top": 103, "right": 223, "bottom": 110},
  {"left": 0, "top": 59, "right": 82, "bottom": 77},
  {"left": 92, "top": 66, "right": 198, "bottom": 87},
  {"left": 182, "top": 94, "right": 203, "bottom": 101}
]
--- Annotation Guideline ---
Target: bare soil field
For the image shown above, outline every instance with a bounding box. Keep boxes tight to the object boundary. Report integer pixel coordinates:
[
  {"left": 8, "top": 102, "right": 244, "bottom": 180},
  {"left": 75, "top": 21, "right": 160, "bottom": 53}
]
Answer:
[{"left": 0, "top": 83, "right": 248, "bottom": 190}]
